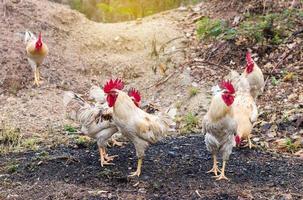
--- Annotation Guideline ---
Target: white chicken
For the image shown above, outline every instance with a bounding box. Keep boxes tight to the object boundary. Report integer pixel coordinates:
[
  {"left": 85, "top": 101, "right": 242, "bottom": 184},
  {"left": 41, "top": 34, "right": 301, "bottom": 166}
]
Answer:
[
  {"left": 103, "top": 79, "right": 176, "bottom": 177},
  {"left": 203, "top": 80, "right": 237, "bottom": 180}
]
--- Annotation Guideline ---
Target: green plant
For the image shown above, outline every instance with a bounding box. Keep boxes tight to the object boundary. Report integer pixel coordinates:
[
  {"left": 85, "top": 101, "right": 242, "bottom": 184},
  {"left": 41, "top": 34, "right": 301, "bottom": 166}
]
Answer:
[
  {"left": 75, "top": 135, "right": 91, "bottom": 147},
  {"left": 69, "top": 0, "right": 82, "bottom": 11},
  {"left": 189, "top": 87, "right": 199, "bottom": 97},
  {"left": 37, "top": 151, "right": 49, "bottom": 158},
  {"left": 197, "top": 9, "right": 302, "bottom": 45},
  {"left": 64, "top": 125, "right": 77, "bottom": 134},
  {"left": 284, "top": 138, "right": 300, "bottom": 153},
  {"left": 197, "top": 17, "right": 228, "bottom": 40},
  {"left": 6, "top": 163, "right": 19, "bottom": 173},
  {"left": 271, "top": 76, "right": 279, "bottom": 86},
  {"left": 180, "top": 112, "right": 199, "bottom": 134},
  {"left": 22, "top": 138, "right": 38, "bottom": 151},
  {"left": 185, "top": 113, "right": 199, "bottom": 126},
  {"left": 222, "top": 28, "right": 238, "bottom": 40}
]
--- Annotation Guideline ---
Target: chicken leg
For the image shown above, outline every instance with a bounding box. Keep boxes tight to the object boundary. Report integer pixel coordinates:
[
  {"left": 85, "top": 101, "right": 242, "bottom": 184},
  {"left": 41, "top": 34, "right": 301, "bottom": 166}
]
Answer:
[
  {"left": 207, "top": 155, "right": 221, "bottom": 176},
  {"left": 128, "top": 158, "right": 142, "bottom": 177},
  {"left": 215, "top": 160, "right": 229, "bottom": 181},
  {"left": 34, "top": 68, "right": 39, "bottom": 86},
  {"left": 99, "top": 147, "right": 118, "bottom": 167}
]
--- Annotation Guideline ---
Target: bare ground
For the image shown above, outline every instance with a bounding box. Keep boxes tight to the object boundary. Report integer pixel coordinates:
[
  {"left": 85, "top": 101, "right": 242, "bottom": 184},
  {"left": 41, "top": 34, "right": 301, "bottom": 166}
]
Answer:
[
  {"left": 1, "top": 135, "right": 303, "bottom": 200},
  {"left": 0, "top": 0, "right": 196, "bottom": 137}
]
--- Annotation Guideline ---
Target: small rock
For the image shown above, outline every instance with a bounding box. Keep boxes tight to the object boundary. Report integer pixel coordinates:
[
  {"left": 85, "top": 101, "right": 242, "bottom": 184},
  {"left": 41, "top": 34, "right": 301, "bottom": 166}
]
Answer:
[
  {"left": 178, "top": 6, "right": 188, "bottom": 11},
  {"left": 138, "top": 188, "right": 147, "bottom": 194},
  {"left": 168, "top": 151, "right": 177, "bottom": 157},
  {"left": 280, "top": 194, "right": 293, "bottom": 200},
  {"left": 261, "top": 123, "right": 271, "bottom": 131},
  {"left": 232, "top": 16, "right": 241, "bottom": 26},
  {"left": 267, "top": 132, "right": 276, "bottom": 138},
  {"left": 191, "top": 82, "right": 198, "bottom": 87}
]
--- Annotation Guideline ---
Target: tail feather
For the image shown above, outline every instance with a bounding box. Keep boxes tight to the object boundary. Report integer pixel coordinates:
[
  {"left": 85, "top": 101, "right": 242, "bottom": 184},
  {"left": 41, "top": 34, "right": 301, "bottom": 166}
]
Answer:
[
  {"left": 16, "top": 31, "right": 36, "bottom": 44},
  {"left": 156, "top": 107, "right": 177, "bottom": 134},
  {"left": 24, "top": 31, "right": 36, "bottom": 43},
  {"left": 63, "top": 91, "right": 101, "bottom": 127}
]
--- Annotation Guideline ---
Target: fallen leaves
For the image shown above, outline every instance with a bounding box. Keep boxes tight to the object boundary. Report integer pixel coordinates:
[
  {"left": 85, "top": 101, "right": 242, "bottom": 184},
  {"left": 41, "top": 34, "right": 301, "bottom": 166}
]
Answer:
[{"left": 282, "top": 72, "right": 295, "bottom": 82}]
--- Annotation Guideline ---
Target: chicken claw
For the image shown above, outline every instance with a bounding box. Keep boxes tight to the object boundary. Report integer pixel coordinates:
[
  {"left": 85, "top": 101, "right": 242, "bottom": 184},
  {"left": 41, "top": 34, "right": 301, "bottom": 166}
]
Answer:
[
  {"left": 207, "top": 166, "right": 221, "bottom": 176},
  {"left": 99, "top": 147, "right": 117, "bottom": 167},
  {"left": 108, "top": 139, "right": 125, "bottom": 147},
  {"left": 128, "top": 158, "right": 142, "bottom": 177},
  {"left": 215, "top": 161, "right": 229, "bottom": 181},
  {"left": 243, "top": 138, "right": 256, "bottom": 149},
  {"left": 248, "top": 138, "right": 255, "bottom": 149},
  {"left": 207, "top": 155, "right": 221, "bottom": 176},
  {"left": 215, "top": 173, "right": 229, "bottom": 181},
  {"left": 104, "top": 153, "right": 118, "bottom": 162}
]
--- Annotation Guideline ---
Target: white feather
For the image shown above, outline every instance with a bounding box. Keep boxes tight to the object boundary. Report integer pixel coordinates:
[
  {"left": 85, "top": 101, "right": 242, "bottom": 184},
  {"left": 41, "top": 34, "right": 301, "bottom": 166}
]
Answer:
[
  {"left": 24, "top": 31, "right": 36, "bottom": 44},
  {"left": 89, "top": 85, "right": 106, "bottom": 104},
  {"left": 211, "top": 85, "right": 222, "bottom": 96}
]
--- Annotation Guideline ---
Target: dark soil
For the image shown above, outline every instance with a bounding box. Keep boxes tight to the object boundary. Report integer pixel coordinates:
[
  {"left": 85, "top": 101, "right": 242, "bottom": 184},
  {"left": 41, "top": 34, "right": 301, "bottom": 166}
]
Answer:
[{"left": 1, "top": 135, "right": 302, "bottom": 200}]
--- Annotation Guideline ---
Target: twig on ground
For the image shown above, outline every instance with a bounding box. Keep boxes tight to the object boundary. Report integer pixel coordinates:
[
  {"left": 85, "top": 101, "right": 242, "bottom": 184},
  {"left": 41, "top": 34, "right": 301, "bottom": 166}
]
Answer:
[
  {"left": 144, "top": 72, "right": 176, "bottom": 90},
  {"left": 159, "top": 36, "right": 183, "bottom": 53},
  {"left": 194, "top": 59, "right": 231, "bottom": 71},
  {"left": 195, "top": 190, "right": 202, "bottom": 198}
]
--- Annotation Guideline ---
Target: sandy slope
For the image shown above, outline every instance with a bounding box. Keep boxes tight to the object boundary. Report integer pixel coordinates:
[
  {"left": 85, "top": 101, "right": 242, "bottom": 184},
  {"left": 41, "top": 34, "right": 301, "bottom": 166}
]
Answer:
[{"left": 0, "top": 0, "right": 208, "bottom": 137}]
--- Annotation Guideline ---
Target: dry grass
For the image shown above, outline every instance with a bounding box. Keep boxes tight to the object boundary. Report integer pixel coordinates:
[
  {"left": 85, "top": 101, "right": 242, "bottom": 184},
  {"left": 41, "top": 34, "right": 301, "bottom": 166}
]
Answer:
[{"left": 0, "top": 121, "right": 22, "bottom": 154}]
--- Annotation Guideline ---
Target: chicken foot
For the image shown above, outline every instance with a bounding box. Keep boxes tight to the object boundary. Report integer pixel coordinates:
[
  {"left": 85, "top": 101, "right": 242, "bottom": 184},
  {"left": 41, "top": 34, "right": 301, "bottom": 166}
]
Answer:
[
  {"left": 214, "top": 160, "right": 229, "bottom": 181},
  {"left": 128, "top": 158, "right": 142, "bottom": 177},
  {"left": 99, "top": 147, "right": 118, "bottom": 167},
  {"left": 207, "top": 155, "right": 221, "bottom": 176},
  {"left": 243, "top": 138, "right": 256, "bottom": 149},
  {"left": 108, "top": 138, "right": 125, "bottom": 147}
]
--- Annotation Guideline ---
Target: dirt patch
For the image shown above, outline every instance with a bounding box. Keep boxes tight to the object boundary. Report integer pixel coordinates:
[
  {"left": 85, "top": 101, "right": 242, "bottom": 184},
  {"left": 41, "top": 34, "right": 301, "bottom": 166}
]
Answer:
[
  {"left": 0, "top": 0, "right": 198, "bottom": 137},
  {"left": 0, "top": 135, "right": 302, "bottom": 199}
]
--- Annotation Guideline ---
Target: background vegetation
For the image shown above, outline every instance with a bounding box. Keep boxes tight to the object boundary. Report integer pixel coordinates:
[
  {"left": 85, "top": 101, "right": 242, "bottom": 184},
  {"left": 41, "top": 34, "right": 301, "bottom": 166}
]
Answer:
[{"left": 68, "top": 0, "right": 202, "bottom": 22}]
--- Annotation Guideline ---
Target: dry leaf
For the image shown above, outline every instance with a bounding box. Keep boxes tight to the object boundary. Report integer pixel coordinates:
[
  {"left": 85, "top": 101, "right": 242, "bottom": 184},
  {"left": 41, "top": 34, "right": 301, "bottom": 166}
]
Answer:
[
  {"left": 159, "top": 63, "right": 168, "bottom": 76},
  {"left": 283, "top": 72, "right": 295, "bottom": 82}
]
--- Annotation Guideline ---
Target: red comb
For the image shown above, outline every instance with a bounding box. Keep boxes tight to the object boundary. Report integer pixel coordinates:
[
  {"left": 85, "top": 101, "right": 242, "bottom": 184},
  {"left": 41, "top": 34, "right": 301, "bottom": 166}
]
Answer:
[
  {"left": 219, "top": 80, "right": 235, "bottom": 94},
  {"left": 38, "top": 33, "right": 42, "bottom": 40},
  {"left": 246, "top": 51, "right": 254, "bottom": 65},
  {"left": 103, "top": 79, "right": 124, "bottom": 93},
  {"left": 128, "top": 88, "right": 141, "bottom": 103},
  {"left": 245, "top": 51, "right": 254, "bottom": 73}
]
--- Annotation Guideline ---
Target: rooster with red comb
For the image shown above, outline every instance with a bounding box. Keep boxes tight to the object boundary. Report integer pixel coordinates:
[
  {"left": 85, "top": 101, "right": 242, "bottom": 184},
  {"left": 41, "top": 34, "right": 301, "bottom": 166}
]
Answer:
[
  {"left": 22, "top": 31, "right": 48, "bottom": 87},
  {"left": 103, "top": 78, "right": 176, "bottom": 177},
  {"left": 232, "top": 67, "right": 259, "bottom": 149},
  {"left": 203, "top": 80, "right": 237, "bottom": 180},
  {"left": 241, "top": 51, "right": 264, "bottom": 100}
]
